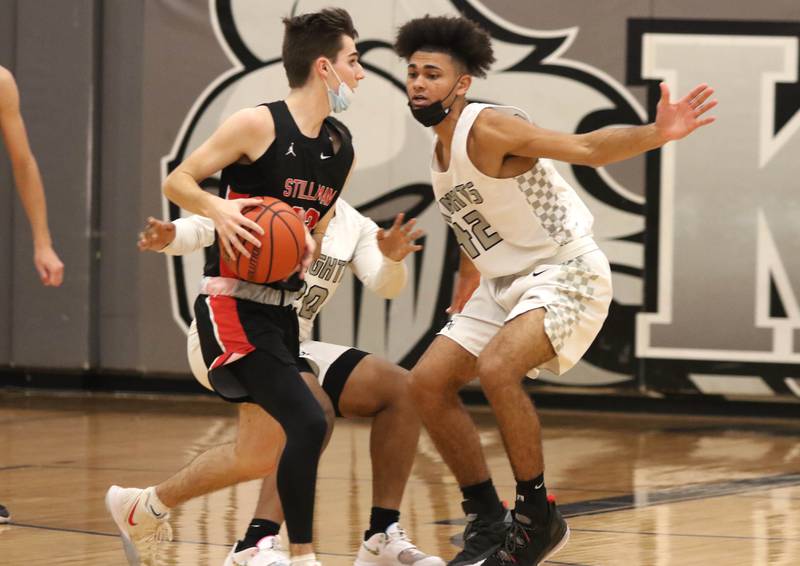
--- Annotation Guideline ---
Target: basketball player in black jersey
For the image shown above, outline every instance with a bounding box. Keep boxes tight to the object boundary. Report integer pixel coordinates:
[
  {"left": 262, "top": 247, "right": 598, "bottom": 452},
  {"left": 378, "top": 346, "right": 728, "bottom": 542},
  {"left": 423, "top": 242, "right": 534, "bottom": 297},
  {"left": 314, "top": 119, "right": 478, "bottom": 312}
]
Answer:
[{"left": 105, "top": 9, "right": 362, "bottom": 566}]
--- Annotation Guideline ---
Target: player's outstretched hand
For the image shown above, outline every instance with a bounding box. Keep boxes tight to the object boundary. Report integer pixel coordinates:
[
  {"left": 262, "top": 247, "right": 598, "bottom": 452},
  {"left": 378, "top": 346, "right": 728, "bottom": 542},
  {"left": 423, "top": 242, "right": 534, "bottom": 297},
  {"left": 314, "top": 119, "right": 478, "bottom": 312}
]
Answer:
[
  {"left": 377, "top": 213, "right": 424, "bottom": 262},
  {"left": 137, "top": 217, "right": 175, "bottom": 252},
  {"left": 34, "top": 245, "right": 64, "bottom": 287},
  {"left": 206, "top": 196, "right": 264, "bottom": 260},
  {"left": 655, "top": 82, "right": 717, "bottom": 141}
]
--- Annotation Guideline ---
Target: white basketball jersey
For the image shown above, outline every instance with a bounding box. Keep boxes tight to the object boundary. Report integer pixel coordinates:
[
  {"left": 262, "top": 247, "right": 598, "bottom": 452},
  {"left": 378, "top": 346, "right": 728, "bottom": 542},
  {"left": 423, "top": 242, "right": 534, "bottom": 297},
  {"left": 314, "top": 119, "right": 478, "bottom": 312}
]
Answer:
[
  {"left": 431, "top": 103, "right": 595, "bottom": 278},
  {"left": 295, "top": 198, "right": 393, "bottom": 342}
]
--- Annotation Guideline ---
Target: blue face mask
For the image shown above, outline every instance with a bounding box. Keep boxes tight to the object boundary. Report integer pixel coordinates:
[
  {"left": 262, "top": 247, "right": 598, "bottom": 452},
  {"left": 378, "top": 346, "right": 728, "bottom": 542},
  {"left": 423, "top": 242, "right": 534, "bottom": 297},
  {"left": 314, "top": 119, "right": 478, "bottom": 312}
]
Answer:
[{"left": 325, "top": 62, "right": 355, "bottom": 113}]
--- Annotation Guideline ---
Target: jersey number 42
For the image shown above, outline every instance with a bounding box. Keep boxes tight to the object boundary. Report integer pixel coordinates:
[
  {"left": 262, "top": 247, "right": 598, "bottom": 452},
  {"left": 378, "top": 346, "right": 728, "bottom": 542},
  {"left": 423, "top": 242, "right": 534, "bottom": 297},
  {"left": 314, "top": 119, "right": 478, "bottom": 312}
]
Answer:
[{"left": 452, "top": 210, "right": 503, "bottom": 259}]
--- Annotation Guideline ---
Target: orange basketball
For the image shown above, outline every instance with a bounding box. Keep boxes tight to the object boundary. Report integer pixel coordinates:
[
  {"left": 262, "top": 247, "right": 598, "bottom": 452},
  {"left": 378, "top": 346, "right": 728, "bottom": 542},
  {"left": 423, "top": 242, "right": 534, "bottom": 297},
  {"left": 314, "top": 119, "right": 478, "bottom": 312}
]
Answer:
[{"left": 225, "top": 197, "right": 306, "bottom": 284}]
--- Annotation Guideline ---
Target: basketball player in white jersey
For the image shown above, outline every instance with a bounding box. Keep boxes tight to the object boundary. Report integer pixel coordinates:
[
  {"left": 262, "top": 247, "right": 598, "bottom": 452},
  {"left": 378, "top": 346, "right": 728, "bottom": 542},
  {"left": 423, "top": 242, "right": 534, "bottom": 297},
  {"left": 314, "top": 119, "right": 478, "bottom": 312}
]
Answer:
[
  {"left": 394, "top": 16, "right": 717, "bottom": 566},
  {"left": 132, "top": 201, "right": 443, "bottom": 566}
]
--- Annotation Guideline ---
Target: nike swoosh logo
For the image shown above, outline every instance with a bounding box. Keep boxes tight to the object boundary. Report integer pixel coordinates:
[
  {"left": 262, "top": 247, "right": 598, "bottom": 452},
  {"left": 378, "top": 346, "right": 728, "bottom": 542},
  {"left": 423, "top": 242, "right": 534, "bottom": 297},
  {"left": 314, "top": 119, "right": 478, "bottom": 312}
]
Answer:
[
  {"left": 145, "top": 492, "right": 164, "bottom": 518},
  {"left": 320, "top": 153, "right": 331, "bottom": 160},
  {"left": 127, "top": 498, "right": 140, "bottom": 526},
  {"left": 534, "top": 482, "right": 544, "bottom": 489},
  {"left": 362, "top": 544, "right": 380, "bottom": 556}
]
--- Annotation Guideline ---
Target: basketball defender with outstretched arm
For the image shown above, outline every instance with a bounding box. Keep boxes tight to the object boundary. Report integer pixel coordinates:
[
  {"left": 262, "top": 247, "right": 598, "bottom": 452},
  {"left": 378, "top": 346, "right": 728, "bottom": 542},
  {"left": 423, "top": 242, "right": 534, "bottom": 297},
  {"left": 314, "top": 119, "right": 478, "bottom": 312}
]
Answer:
[{"left": 395, "top": 16, "right": 717, "bottom": 566}]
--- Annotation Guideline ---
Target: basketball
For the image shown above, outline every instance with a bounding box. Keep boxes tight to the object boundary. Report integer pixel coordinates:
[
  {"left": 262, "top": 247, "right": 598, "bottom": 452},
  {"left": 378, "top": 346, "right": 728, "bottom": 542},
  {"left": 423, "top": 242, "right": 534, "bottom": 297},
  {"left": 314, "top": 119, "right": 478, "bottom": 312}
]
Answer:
[{"left": 224, "top": 197, "right": 306, "bottom": 284}]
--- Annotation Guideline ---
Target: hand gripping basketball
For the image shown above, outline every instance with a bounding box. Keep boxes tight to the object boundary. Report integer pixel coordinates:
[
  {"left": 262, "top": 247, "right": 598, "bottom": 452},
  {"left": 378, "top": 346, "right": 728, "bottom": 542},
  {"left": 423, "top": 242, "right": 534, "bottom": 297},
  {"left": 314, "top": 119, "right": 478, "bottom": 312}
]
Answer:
[
  {"left": 221, "top": 197, "right": 307, "bottom": 284},
  {"left": 207, "top": 196, "right": 265, "bottom": 261}
]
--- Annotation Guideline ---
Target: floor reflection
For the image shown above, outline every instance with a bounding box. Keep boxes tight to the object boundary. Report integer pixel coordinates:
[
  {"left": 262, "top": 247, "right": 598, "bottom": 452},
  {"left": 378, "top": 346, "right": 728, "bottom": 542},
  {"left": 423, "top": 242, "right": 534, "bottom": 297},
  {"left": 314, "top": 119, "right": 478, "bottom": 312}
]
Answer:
[{"left": 0, "top": 392, "right": 798, "bottom": 565}]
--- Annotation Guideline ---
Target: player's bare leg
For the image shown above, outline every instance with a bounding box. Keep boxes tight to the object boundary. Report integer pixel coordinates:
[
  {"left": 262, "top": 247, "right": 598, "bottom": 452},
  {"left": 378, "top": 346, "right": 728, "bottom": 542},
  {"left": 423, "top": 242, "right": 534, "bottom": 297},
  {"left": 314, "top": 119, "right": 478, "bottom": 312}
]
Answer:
[
  {"left": 409, "top": 337, "right": 508, "bottom": 566},
  {"left": 339, "top": 356, "right": 420, "bottom": 509},
  {"left": 478, "top": 307, "right": 569, "bottom": 566},
  {"left": 476, "top": 308, "right": 554, "bottom": 483},
  {"left": 107, "top": 372, "right": 332, "bottom": 565},
  {"left": 408, "top": 336, "right": 484, "bottom": 486},
  {"left": 105, "top": 404, "right": 282, "bottom": 566},
  {"left": 339, "top": 355, "right": 443, "bottom": 566},
  {"left": 156, "top": 403, "right": 283, "bottom": 507},
  {"left": 155, "top": 371, "right": 331, "bottom": 509}
]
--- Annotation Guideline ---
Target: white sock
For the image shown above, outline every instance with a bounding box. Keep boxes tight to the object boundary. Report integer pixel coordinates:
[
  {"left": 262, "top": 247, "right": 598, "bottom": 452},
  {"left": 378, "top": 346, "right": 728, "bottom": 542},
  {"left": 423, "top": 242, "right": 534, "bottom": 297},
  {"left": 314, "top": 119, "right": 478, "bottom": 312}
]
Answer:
[
  {"left": 144, "top": 486, "right": 170, "bottom": 518},
  {"left": 290, "top": 552, "right": 317, "bottom": 565}
]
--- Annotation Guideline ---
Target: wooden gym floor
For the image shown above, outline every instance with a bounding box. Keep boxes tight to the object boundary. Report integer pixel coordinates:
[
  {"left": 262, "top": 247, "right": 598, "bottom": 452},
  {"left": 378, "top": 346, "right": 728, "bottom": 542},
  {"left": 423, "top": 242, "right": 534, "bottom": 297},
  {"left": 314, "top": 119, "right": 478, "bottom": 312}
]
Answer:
[{"left": 0, "top": 389, "right": 798, "bottom": 565}]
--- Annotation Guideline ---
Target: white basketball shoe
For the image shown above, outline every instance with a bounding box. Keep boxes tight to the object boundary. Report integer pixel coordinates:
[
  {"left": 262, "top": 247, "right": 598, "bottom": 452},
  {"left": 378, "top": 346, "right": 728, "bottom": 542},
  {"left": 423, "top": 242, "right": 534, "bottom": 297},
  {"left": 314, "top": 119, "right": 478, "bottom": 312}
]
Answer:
[
  {"left": 224, "top": 535, "right": 290, "bottom": 566},
  {"left": 290, "top": 553, "right": 321, "bottom": 566},
  {"left": 105, "top": 485, "right": 173, "bottom": 566},
  {"left": 355, "top": 523, "right": 445, "bottom": 566}
]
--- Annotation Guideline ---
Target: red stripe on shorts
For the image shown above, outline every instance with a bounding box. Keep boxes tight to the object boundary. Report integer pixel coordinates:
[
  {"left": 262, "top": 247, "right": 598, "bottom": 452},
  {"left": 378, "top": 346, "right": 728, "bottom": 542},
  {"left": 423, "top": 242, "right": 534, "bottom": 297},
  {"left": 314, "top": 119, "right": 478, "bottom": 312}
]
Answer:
[{"left": 207, "top": 295, "right": 255, "bottom": 369}]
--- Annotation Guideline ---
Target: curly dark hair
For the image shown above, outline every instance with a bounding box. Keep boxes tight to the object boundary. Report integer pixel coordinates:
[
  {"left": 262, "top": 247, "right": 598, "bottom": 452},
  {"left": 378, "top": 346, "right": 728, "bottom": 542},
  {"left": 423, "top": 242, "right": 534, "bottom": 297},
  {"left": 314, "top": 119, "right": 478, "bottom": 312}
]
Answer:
[
  {"left": 282, "top": 8, "right": 359, "bottom": 88},
  {"left": 394, "top": 16, "right": 495, "bottom": 78}
]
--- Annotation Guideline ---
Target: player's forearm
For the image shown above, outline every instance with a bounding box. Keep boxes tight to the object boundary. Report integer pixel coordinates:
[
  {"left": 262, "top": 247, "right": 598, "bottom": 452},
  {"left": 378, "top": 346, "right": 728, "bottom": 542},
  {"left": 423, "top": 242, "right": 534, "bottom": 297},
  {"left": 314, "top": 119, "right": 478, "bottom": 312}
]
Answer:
[
  {"left": 163, "top": 170, "right": 217, "bottom": 217},
  {"left": 582, "top": 123, "right": 666, "bottom": 167},
  {"left": 352, "top": 231, "right": 409, "bottom": 299},
  {"left": 161, "top": 216, "right": 215, "bottom": 255},
  {"left": 368, "top": 257, "right": 408, "bottom": 299},
  {"left": 12, "top": 156, "right": 52, "bottom": 247}
]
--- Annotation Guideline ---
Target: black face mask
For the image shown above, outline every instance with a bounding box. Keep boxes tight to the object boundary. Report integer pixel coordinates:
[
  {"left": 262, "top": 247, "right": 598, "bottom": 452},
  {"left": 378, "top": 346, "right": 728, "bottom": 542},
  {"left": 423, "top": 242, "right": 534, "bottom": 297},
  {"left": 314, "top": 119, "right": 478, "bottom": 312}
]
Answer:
[{"left": 408, "top": 77, "right": 461, "bottom": 127}]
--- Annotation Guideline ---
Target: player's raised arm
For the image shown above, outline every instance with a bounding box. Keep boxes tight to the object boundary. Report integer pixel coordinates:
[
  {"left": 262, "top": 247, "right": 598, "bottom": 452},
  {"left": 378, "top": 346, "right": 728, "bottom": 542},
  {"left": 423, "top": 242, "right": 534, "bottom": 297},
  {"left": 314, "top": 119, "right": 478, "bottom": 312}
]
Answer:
[
  {"left": 351, "top": 211, "right": 423, "bottom": 299},
  {"left": 487, "top": 82, "right": 716, "bottom": 167},
  {"left": 162, "top": 107, "right": 271, "bottom": 259}
]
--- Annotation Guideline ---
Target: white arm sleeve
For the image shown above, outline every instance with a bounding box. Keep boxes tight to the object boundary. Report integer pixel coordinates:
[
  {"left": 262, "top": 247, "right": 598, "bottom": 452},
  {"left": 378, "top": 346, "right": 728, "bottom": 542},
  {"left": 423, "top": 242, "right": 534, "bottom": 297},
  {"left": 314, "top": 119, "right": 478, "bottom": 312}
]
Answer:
[
  {"left": 350, "top": 216, "right": 408, "bottom": 299},
  {"left": 159, "top": 215, "right": 215, "bottom": 256}
]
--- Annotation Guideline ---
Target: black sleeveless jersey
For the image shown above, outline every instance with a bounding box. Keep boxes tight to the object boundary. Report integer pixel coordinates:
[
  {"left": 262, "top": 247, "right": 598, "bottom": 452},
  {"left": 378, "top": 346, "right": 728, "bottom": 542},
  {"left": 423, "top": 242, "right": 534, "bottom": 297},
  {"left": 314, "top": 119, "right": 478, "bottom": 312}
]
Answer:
[{"left": 204, "top": 100, "right": 354, "bottom": 290}]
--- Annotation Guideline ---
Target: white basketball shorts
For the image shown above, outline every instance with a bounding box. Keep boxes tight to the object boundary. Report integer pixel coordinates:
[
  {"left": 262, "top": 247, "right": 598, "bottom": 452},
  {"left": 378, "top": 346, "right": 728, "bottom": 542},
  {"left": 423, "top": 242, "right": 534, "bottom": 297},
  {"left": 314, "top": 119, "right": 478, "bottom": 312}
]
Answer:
[{"left": 438, "top": 249, "right": 612, "bottom": 377}]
